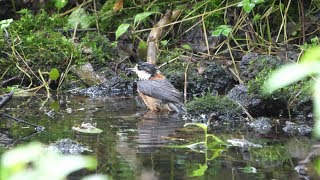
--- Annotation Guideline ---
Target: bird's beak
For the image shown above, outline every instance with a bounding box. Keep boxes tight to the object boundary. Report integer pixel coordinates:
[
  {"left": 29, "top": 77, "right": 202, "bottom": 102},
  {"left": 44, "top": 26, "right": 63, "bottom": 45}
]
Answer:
[
  {"left": 127, "top": 67, "right": 136, "bottom": 72},
  {"left": 126, "top": 65, "right": 137, "bottom": 73}
]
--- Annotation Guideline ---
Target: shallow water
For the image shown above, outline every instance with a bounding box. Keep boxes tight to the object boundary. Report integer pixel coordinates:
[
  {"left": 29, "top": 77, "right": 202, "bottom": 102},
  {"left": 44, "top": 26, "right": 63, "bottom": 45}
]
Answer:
[{"left": 1, "top": 95, "right": 319, "bottom": 179}]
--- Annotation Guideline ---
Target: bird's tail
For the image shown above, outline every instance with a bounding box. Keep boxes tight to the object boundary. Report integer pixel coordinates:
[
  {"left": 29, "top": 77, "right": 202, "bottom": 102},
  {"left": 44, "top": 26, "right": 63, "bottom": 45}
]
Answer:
[{"left": 168, "top": 102, "right": 186, "bottom": 113}]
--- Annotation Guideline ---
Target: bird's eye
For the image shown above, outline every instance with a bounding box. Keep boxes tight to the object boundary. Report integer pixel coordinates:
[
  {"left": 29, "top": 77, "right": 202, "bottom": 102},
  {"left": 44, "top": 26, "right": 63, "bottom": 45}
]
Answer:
[{"left": 137, "top": 63, "right": 145, "bottom": 70}]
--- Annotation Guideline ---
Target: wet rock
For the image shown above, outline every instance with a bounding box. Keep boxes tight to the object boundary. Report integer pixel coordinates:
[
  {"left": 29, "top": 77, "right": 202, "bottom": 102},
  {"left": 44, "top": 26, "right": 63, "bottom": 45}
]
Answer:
[
  {"left": 227, "top": 138, "right": 262, "bottom": 148},
  {"left": 73, "top": 76, "right": 134, "bottom": 97},
  {"left": 237, "top": 53, "right": 311, "bottom": 118},
  {"left": 163, "top": 61, "right": 235, "bottom": 97},
  {"left": 247, "top": 117, "right": 272, "bottom": 134},
  {"left": 0, "top": 130, "right": 13, "bottom": 146},
  {"left": 294, "top": 165, "right": 310, "bottom": 180},
  {"left": 70, "top": 63, "right": 107, "bottom": 86},
  {"left": 277, "top": 50, "right": 299, "bottom": 62},
  {"left": 227, "top": 85, "right": 261, "bottom": 115},
  {"left": 179, "top": 25, "right": 221, "bottom": 53},
  {"left": 240, "top": 53, "right": 283, "bottom": 82},
  {"left": 47, "top": 138, "right": 91, "bottom": 154},
  {"left": 283, "top": 121, "right": 312, "bottom": 135}
]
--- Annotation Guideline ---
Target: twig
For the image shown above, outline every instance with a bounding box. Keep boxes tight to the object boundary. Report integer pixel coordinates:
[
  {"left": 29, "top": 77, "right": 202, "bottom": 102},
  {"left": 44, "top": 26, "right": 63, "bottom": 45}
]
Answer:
[
  {"left": 93, "top": 0, "right": 100, "bottom": 34},
  {"left": 0, "top": 91, "right": 14, "bottom": 109},
  {"left": 54, "top": 28, "right": 97, "bottom": 32},
  {"left": 134, "top": 3, "right": 238, "bottom": 34},
  {"left": 184, "top": 57, "right": 191, "bottom": 103},
  {"left": 58, "top": 0, "right": 93, "bottom": 17},
  {"left": 2, "top": 113, "right": 45, "bottom": 132},
  {"left": 201, "top": 4, "right": 210, "bottom": 56}
]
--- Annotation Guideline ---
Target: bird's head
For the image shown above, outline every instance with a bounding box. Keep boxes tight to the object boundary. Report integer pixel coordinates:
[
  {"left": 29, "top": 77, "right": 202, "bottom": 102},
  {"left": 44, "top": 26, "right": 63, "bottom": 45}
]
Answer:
[{"left": 128, "top": 62, "right": 159, "bottom": 80}]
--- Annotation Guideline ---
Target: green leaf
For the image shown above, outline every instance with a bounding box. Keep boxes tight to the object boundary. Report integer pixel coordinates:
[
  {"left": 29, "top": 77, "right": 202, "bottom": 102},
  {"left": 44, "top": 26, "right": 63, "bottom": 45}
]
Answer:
[
  {"left": 314, "top": 158, "right": 320, "bottom": 176},
  {"left": 54, "top": 0, "right": 68, "bottom": 9},
  {"left": 311, "top": 36, "right": 319, "bottom": 46},
  {"left": 137, "top": 40, "right": 147, "bottom": 58},
  {"left": 300, "top": 46, "right": 320, "bottom": 63},
  {"left": 222, "top": 27, "right": 232, "bottom": 36},
  {"left": 115, "top": 23, "right": 130, "bottom": 40},
  {"left": 255, "top": 0, "right": 265, "bottom": 4},
  {"left": 0, "top": 19, "right": 13, "bottom": 30},
  {"left": 242, "top": 166, "right": 257, "bottom": 174},
  {"left": 243, "top": 3, "right": 255, "bottom": 13},
  {"left": 263, "top": 62, "right": 320, "bottom": 94},
  {"left": 191, "top": 164, "right": 208, "bottom": 177},
  {"left": 238, "top": 0, "right": 264, "bottom": 13},
  {"left": 184, "top": 123, "right": 208, "bottom": 132},
  {"left": 49, "top": 68, "right": 60, "bottom": 80},
  {"left": 313, "top": 76, "right": 320, "bottom": 138},
  {"left": 212, "top": 25, "right": 232, "bottom": 37},
  {"left": 182, "top": 44, "right": 192, "bottom": 50},
  {"left": 212, "top": 29, "right": 223, "bottom": 36},
  {"left": 253, "top": 14, "right": 261, "bottom": 22},
  {"left": 68, "top": 8, "right": 94, "bottom": 28},
  {"left": 134, "top": 11, "right": 158, "bottom": 25},
  {"left": 160, "top": 40, "right": 169, "bottom": 46},
  {"left": 82, "top": 174, "right": 110, "bottom": 180},
  {"left": 0, "top": 142, "right": 100, "bottom": 180},
  {"left": 72, "top": 127, "right": 103, "bottom": 134}
]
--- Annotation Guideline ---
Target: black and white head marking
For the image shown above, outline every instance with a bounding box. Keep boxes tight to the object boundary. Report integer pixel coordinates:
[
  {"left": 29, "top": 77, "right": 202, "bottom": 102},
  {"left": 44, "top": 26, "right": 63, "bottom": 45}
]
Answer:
[{"left": 131, "top": 62, "right": 159, "bottom": 80}]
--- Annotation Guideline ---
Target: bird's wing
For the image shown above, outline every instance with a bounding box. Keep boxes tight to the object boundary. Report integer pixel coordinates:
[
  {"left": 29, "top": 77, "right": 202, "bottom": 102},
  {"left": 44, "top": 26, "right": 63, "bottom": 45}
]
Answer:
[{"left": 137, "top": 79, "right": 183, "bottom": 104}]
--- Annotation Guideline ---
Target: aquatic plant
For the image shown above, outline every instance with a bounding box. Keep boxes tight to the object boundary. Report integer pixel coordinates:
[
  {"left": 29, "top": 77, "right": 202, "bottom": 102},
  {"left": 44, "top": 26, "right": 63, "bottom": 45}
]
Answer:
[{"left": 168, "top": 123, "right": 225, "bottom": 177}]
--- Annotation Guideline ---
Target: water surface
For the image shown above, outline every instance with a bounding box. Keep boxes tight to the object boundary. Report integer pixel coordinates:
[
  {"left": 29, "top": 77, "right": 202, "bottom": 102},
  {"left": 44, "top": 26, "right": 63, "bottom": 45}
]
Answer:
[{"left": 0, "top": 95, "right": 318, "bottom": 179}]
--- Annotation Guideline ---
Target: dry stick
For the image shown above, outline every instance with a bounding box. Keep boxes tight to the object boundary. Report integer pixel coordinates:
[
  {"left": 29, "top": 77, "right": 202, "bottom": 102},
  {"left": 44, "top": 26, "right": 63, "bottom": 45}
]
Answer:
[
  {"left": 177, "top": 1, "right": 208, "bottom": 34},
  {"left": 179, "top": 8, "right": 216, "bottom": 38},
  {"left": 298, "top": 0, "right": 306, "bottom": 44},
  {"left": 2, "top": 113, "right": 45, "bottom": 131},
  {"left": 15, "top": 62, "right": 33, "bottom": 89},
  {"left": 58, "top": 23, "right": 79, "bottom": 90},
  {"left": 93, "top": 0, "right": 100, "bottom": 34},
  {"left": 276, "top": 0, "right": 292, "bottom": 43},
  {"left": 161, "top": 10, "right": 183, "bottom": 43},
  {"left": 58, "top": 0, "right": 93, "bottom": 17},
  {"left": 201, "top": 5, "right": 210, "bottom": 56},
  {"left": 134, "top": 3, "right": 238, "bottom": 34},
  {"left": 184, "top": 60, "right": 190, "bottom": 104},
  {"left": 238, "top": 103, "right": 254, "bottom": 121},
  {"left": 288, "top": 27, "right": 320, "bottom": 43},
  {"left": 213, "top": 10, "right": 247, "bottom": 56},
  {"left": 159, "top": 56, "right": 180, "bottom": 68},
  {"left": 147, "top": 10, "right": 181, "bottom": 64},
  {"left": 226, "top": 42, "right": 240, "bottom": 82}
]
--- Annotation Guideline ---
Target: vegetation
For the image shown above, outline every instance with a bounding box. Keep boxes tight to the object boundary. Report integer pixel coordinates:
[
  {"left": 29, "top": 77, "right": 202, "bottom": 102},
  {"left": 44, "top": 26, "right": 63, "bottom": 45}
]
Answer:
[
  {"left": 1, "top": 0, "right": 318, "bottom": 97},
  {"left": 0, "top": 0, "right": 320, "bottom": 178},
  {"left": 0, "top": 142, "right": 106, "bottom": 180},
  {"left": 186, "top": 94, "right": 242, "bottom": 116},
  {"left": 264, "top": 46, "right": 320, "bottom": 137}
]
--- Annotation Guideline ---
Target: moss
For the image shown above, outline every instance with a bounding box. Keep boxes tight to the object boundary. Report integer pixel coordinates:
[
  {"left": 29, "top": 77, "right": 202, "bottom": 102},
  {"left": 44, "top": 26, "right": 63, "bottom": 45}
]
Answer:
[
  {"left": 186, "top": 94, "right": 242, "bottom": 116},
  {"left": 162, "top": 60, "right": 234, "bottom": 97},
  {"left": 80, "top": 32, "right": 117, "bottom": 64},
  {"left": 0, "top": 9, "right": 84, "bottom": 83},
  {"left": 247, "top": 64, "right": 312, "bottom": 117}
]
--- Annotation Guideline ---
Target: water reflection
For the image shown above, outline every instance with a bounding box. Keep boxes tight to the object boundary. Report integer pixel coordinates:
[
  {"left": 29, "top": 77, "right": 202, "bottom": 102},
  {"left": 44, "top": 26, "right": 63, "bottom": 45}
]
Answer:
[{"left": 0, "top": 95, "right": 319, "bottom": 179}]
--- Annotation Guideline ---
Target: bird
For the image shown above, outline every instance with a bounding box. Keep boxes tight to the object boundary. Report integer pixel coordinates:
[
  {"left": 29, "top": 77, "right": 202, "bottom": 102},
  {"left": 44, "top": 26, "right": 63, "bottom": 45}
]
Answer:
[{"left": 128, "top": 62, "right": 186, "bottom": 113}]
